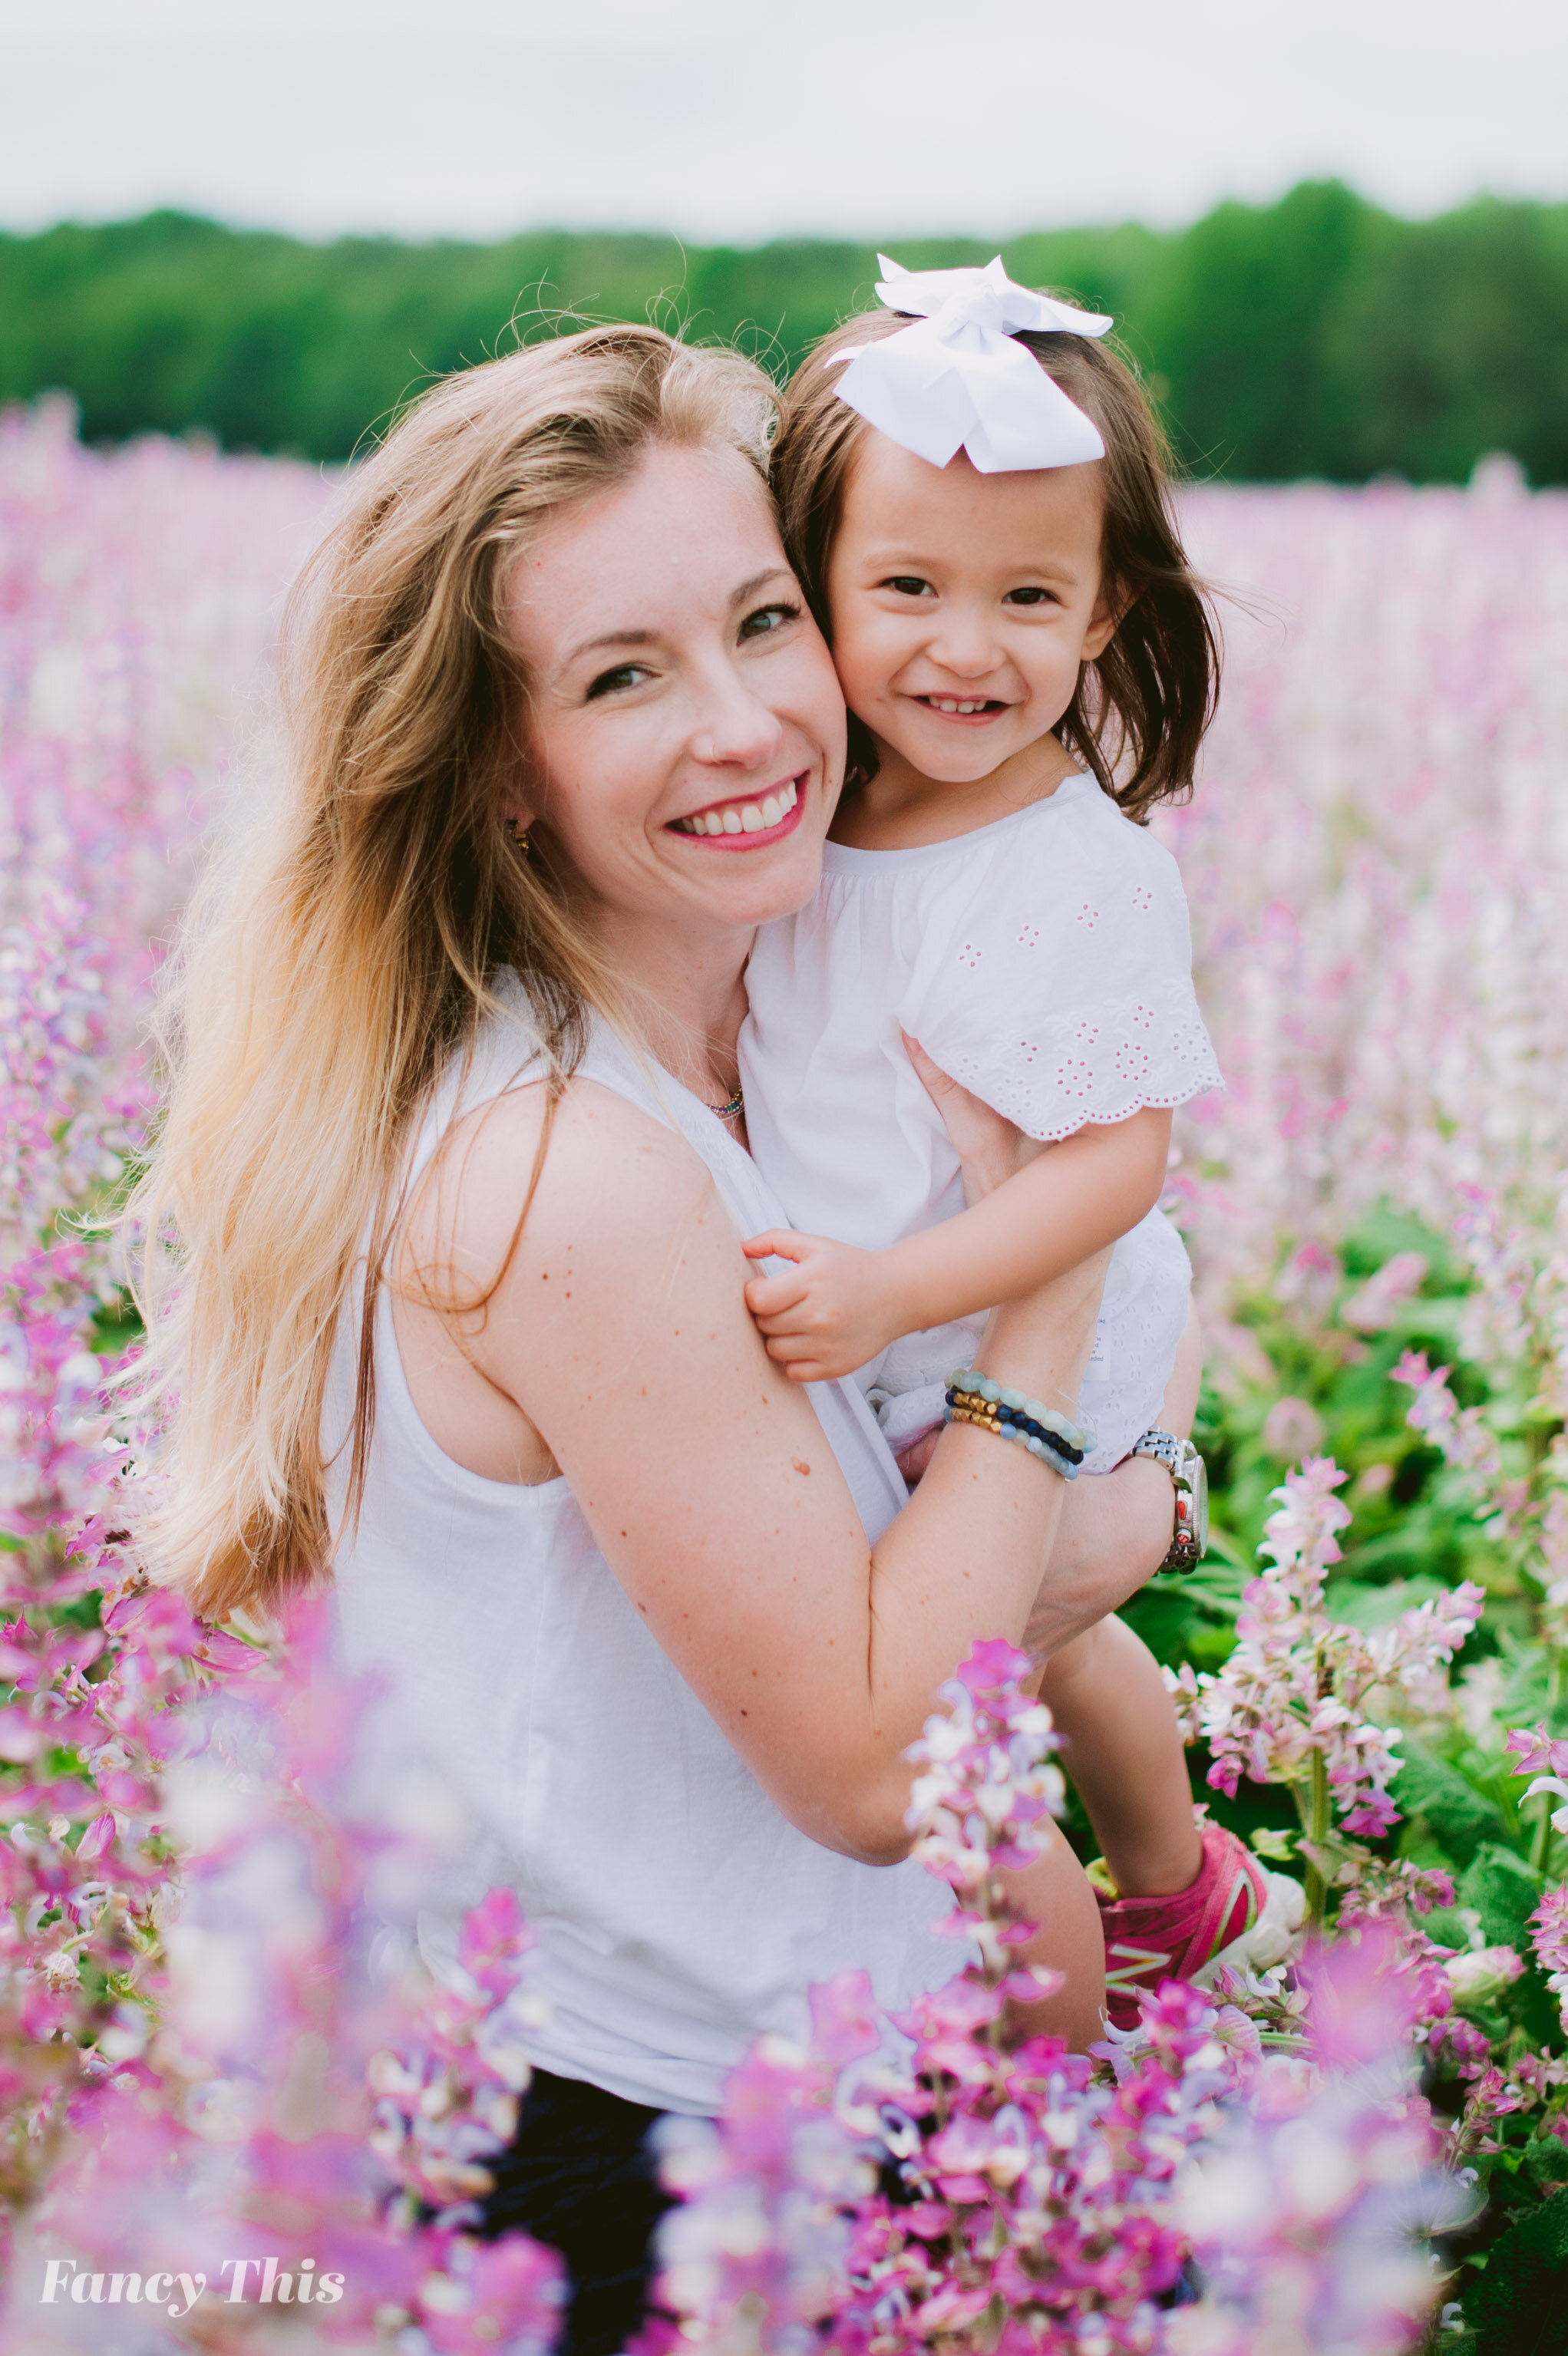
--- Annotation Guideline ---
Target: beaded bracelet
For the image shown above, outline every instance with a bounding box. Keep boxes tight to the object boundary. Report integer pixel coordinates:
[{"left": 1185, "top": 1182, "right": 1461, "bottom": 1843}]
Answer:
[
  {"left": 945, "top": 1394, "right": 1080, "bottom": 1477},
  {"left": 942, "top": 1370, "right": 1095, "bottom": 1480}
]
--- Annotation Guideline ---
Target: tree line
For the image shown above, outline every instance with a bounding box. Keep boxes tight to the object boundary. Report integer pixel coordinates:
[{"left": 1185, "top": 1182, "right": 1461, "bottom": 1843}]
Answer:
[{"left": 3, "top": 181, "right": 1566, "bottom": 483}]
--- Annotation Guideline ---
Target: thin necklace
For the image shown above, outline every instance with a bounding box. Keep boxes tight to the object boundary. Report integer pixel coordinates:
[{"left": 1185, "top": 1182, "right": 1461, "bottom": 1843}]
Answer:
[{"left": 704, "top": 1082, "right": 744, "bottom": 1120}]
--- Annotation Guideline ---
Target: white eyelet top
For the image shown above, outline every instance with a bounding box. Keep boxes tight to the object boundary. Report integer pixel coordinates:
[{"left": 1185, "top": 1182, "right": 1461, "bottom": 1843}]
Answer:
[
  {"left": 738, "top": 772, "right": 1224, "bottom": 1467},
  {"left": 322, "top": 982, "right": 961, "bottom": 2116}
]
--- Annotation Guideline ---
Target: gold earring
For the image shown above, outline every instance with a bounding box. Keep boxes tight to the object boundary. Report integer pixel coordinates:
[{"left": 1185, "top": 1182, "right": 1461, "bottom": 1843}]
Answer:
[{"left": 504, "top": 818, "right": 531, "bottom": 857}]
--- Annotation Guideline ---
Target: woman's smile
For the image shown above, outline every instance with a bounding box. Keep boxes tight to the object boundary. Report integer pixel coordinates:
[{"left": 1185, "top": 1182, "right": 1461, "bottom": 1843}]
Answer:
[{"left": 668, "top": 773, "right": 804, "bottom": 843}]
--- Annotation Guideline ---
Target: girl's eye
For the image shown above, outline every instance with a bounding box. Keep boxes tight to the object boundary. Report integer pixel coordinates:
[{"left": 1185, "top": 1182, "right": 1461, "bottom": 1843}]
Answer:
[
  {"left": 884, "top": 576, "right": 935, "bottom": 599},
  {"left": 1005, "top": 586, "right": 1058, "bottom": 608},
  {"left": 738, "top": 600, "right": 800, "bottom": 641},
  {"left": 585, "top": 662, "right": 652, "bottom": 700}
]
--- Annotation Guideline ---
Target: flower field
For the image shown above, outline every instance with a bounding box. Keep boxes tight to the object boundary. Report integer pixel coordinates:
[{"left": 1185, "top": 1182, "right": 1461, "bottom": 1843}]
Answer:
[{"left": 2, "top": 395, "right": 1568, "bottom": 2353}]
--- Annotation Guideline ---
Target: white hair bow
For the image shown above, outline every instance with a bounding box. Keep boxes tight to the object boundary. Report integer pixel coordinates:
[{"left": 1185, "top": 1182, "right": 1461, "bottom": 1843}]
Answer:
[{"left": 831, "top": 254, "right": 1113, "bottom": 474}]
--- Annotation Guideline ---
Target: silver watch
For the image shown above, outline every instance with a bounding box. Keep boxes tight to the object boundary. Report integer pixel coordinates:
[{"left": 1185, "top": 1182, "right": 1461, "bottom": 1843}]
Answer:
[{"left": 1130, "top": 1428, "right": 1208, "bottom": 1572}]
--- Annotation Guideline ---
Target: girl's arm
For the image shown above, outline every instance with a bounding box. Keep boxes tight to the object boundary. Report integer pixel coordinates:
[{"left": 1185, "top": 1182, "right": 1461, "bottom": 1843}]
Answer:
[
  {"left": 401, "top": 1075, "right": 1144, "bottom": 1871},
  {"left": 742, "top": 1100, "right": 1172, "bottom": 1384}
]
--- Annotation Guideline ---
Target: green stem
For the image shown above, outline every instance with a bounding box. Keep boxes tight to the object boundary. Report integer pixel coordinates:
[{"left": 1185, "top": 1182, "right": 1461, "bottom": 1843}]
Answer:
[
  {"left": 1532, "top": 1657, "right": 1566, "bottom": 1879},
  {"left": 1302, "top": 1750, "right": 1332, "bottom": 1931},
  {"left": 1531, "top": 1791, "right": 1556, "bottom": 1879}
]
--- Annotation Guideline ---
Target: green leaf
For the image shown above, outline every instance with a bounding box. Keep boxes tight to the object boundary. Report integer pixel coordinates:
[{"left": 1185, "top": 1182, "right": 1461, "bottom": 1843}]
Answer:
[
  {"left": 1463, "top": 2184, "right": 1568, "bottom": 2349},
  {"left": 1395, "top": 1748, "right": 1510, "bottom": 1869},
  {"left": 1459, "top": 1843, "right": 1544, "bottom": 1948}
]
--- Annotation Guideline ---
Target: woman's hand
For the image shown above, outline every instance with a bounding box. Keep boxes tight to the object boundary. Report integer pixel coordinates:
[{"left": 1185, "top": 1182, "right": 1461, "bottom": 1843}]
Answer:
[{"left": 903, "top": 1033, "right": 1045, "bottom": 1206}]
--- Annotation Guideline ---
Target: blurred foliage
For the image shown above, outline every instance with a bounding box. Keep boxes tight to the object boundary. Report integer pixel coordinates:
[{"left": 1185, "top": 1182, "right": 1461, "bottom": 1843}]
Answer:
[
  {"left": 1098, "top": 1209, "right": 1568, "bottom": 2341},
  {"left": 1119, "top": 1203, "right": 1566, "bottom": 1830},
  {"left": 4, "top": 183, "right": 1568, "bottom": 480}
]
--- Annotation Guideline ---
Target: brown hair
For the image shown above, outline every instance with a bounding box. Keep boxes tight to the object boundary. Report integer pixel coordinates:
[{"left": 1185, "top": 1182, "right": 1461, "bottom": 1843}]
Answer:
[
  {"left": 770, "top": 306, "right": 1220, "bottom": 820},
  {"left": 126, "top": 325, "right": 780, "bottom": 1622}
]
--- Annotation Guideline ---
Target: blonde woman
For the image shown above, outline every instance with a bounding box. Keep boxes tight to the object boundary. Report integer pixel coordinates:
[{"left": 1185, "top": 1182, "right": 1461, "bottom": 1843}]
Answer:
[{"left": 134, "top": 327, "right": 1192, "bottom": 2354}]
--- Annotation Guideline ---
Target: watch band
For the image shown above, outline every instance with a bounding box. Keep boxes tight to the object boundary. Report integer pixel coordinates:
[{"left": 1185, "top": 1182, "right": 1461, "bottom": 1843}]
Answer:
[{"left": 1130, "top": 1427, "right": 1209, "bottom": 1572}]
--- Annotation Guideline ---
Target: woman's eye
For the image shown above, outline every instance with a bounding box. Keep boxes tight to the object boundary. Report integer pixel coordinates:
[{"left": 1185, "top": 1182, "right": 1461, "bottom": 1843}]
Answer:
[
  {"left": 738, "top": 601, "right": 800, "bottom": 641},
  {"left": 885, "top": 576, "right": 935, "bottom": 599},
  {"left": 585, "top": 662, "right": 652, "bottom": 700},
  {"left": 1005, "top": 586, "right": 1058, "bottom": 608}
]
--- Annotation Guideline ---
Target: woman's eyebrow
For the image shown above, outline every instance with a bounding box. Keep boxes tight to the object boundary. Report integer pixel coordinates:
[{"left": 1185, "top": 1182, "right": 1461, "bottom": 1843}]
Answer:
[
  {"left": 557, "top": 568, "right": 795, "bottom": 671},
  {"left": 728, "top": 565, "right": 797, "bottom": 608},
  {"left": 561, "top": 625, "right": 657, "bottom": 667}
]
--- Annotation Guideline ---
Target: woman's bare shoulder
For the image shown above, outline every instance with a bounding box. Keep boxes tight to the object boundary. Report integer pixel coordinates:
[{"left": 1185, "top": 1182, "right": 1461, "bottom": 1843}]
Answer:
[{"left": 405, "top": 1070, "right": 723, "bottom": 1309}]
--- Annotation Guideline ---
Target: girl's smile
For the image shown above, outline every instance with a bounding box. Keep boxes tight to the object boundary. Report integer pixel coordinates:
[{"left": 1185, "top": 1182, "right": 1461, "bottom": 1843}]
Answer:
[{"left": 908, "top": 693, "right": 1015, "bottom": 724}]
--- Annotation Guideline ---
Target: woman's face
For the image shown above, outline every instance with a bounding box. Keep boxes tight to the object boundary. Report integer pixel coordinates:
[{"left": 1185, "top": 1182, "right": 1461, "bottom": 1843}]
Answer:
[{"left": 505, "top": 441, "right": 845, "bottom": 939}]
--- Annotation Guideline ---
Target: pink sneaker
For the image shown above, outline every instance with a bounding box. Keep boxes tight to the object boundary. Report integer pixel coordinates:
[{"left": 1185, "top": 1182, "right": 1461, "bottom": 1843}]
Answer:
[{"left": 1093, "top": 1823, "right": 1305, "bottom": 2031}]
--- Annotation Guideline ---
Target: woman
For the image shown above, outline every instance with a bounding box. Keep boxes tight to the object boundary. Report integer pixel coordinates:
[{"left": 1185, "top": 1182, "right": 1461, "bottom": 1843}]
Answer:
[{"left": 133, "top": 326, "right": 1192, "bottom": 2352}]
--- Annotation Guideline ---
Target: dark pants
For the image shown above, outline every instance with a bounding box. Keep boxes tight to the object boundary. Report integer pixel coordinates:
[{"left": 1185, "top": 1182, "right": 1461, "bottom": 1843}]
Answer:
[{"left": 474, "top": 2067, "right": 680, "bottom": 2356}]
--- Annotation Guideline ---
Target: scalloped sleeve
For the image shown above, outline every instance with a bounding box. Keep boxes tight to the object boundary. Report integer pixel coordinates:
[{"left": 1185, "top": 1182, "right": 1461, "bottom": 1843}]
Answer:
[{"left": 900, "top": 790, "right": 1223, "bottom": 1143}]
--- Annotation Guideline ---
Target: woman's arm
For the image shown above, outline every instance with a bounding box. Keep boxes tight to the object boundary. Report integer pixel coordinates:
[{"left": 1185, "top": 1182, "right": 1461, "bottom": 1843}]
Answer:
[
  {"left": 742, "top": 1105, "right": 1171, "bottom": 1382},
  {"left": 1022, "top": 1297, "right": 1202, "bottom": 1661},
  {"left": 401, "top": 1077, "right": 1112, "bottom": 1871}
]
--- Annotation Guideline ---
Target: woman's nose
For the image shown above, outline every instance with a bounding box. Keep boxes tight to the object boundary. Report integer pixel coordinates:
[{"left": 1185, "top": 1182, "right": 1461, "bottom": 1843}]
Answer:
[{"left": 691, "top": 671, "right": 784, "bottom": 770}]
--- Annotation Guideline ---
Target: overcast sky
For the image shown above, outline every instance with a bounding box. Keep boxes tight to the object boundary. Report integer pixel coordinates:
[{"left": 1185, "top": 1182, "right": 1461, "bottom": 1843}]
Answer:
[{"left": 2, "top": 0, "right": 1565, "bottom": 246}]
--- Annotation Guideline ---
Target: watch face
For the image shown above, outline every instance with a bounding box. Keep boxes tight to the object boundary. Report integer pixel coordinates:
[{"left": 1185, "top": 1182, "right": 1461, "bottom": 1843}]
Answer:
[{"left": 1187, "top": 1447, "right": 1210, "bottom": 1556}]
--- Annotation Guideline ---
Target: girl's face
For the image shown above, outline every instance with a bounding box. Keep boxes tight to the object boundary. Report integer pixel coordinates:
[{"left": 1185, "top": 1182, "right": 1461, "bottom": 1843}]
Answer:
[
  {"left": 505, "top": 441, "right": 845, "bottom": 940},
  {"left": 824, "top": 431, "right": 1117, "bottom": 784}
]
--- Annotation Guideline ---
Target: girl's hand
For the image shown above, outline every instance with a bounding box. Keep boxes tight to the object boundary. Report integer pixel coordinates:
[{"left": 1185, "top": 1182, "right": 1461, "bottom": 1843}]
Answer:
[
  {"left": 741, "top": 1229, "right": 906, "bottom": 1383},
  {"left": 903, "top": 1033, "right": 1045, "bottom": 1206}
]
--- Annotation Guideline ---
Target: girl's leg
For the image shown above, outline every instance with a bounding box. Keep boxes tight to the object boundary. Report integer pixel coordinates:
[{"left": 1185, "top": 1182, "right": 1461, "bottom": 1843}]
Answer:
[
  {"left": 1035, "top": 1620, "right": 1298, "bottom": 2032},
  {"left": 1036, "top": 1616, "right": 1202, "bottom": 1898},
  {"left": 993, "top": 1823, "right": 1107, "bottom": 2051},
  {"left": 1030, "top": 1298, "right": 1204, "bottom": 1897}
]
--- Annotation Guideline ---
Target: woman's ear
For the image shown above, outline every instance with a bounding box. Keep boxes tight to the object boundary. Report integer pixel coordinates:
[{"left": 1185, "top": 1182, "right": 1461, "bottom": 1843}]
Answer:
[{"left": 499, "top": 690, "right": 543, "bottom": 839}]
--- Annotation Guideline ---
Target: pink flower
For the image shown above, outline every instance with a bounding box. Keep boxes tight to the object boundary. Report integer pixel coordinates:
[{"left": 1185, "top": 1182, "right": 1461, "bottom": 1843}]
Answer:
[
  {"left": 1342, "top": 1252, "right": 1429, "bottom": 1333},
  {"left": 1261, "top": 1394, "right": 1325, "bottom": 1460},
  {"left": 1506, "top": 1724, "right": 1568, "bottom": 1782}
]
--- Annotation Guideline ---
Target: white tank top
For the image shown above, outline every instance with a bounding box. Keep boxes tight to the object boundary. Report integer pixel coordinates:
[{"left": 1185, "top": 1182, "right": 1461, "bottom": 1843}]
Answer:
[{"left": 322, "top": 979, "right": 961, "bottom": 2116}]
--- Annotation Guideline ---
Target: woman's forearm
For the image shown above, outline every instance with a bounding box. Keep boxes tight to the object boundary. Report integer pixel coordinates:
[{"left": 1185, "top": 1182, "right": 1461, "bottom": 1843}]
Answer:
[
  {"left": 844, "top": 1250, "right": 1114, "bottom": 1860},
  {"left": 1021, "top": 1296, "right": 1203, "bottom": 1661},
  {"left": 881, "top": 1108, "right": 1170, "bottom": 1335}
]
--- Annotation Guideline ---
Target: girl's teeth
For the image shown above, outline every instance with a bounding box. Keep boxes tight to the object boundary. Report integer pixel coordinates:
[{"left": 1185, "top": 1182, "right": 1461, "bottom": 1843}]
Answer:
[
  {"left": 721, "top": 808, "right": 743, "bottom": 833},
  {"left": 761, "top": 794, "right": 781, "bottom": 826}
]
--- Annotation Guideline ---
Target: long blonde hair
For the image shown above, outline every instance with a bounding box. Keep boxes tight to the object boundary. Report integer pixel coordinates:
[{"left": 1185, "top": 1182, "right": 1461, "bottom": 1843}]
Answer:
[{"left": 128, "top": 325, "right": 779, "bottom": 1625}]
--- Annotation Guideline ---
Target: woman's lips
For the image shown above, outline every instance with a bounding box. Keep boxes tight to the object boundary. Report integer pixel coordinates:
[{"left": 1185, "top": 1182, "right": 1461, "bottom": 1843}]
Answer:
[{"left": 668, "top": 774, "right": 804, "bottom": 846}]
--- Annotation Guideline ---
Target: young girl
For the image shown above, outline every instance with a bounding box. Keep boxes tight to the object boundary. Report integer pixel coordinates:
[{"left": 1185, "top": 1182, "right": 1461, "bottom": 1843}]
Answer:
[{"left": 737, "top": 258, "right": 1302, "bottom": 2022}]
